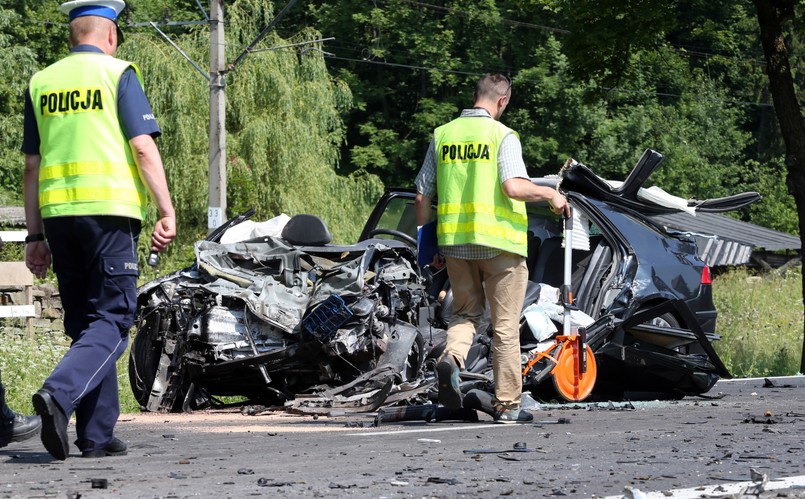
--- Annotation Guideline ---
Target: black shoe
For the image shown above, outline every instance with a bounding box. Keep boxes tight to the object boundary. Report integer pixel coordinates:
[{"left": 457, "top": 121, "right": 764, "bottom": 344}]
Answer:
[
  {"left": 436, "top": 356, "right": 463, "bottom": 409},
  {"left": 32, "top": 390, "right": 69, "bottom": 460},
  {"left": 0, "top": 414, "right": 42, "bottom": 447},
  {"left": 80, "top": 437, "right": 127, "bottom": 458}
]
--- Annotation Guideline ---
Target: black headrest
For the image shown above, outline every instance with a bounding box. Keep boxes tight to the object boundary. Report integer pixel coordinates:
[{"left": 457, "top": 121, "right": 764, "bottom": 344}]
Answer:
[{"left": 281, "top": 214, "right": 333, "bottom": 246}]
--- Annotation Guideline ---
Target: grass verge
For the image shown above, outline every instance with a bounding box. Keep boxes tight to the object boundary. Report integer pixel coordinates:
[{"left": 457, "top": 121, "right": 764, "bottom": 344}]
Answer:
[
  {"left": 712, "top": 266, "right": 804, "bottom": 377},
  {"left": 0, "top": 327, "right": 139, "bottom": 416}
]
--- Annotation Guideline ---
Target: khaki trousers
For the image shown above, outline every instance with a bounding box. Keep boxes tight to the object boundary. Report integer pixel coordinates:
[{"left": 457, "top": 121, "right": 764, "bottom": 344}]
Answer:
[{"left": 442, "top": 252, "right": 527, "bottom": 408}]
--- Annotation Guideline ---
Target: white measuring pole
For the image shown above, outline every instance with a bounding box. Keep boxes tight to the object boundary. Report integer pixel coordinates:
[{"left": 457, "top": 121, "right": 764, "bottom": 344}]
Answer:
[{"left": 562, "top": 207, "right": 573, "bottom": 336}]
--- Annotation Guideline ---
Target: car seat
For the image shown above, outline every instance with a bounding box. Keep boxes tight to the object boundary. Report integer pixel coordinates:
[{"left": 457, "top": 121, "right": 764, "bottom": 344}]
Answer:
[
  {"left": 573, "top": 241, "right": 612, "bottom": 316},
  {"left": 530, "top": 236, "right": 564, "bottom": 287},
  {"left": 281, "top": 214, "right": 333, "bottom": 246},
  {"left": 525, "top": 232, "right": 541, "bottom": 280}
]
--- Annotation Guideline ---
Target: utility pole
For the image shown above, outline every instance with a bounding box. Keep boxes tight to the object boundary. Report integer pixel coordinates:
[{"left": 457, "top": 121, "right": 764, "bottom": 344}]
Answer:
[
  {"left": 149, "top": 1, "right": 300, "bottom": 233},
  {"left": 208, "top": 0, "right": 226, "bottom": 233}
]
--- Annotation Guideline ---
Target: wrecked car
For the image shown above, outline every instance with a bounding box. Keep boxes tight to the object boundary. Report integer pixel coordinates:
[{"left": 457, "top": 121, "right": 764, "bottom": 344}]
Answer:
[
  {"left": 363, "top": 149, "right": 760, "bottom": 400},
  {"left": 129, "top": 213, "right": 429, "bottom": 412},
  {"left": 129, "top": 148, "right": 760, "bottom": 413}
]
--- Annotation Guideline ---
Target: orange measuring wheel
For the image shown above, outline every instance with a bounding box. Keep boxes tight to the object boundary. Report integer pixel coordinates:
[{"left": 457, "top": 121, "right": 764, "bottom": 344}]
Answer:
[{"left": 551, "top": 336, "right": 597, "bottom": 402}]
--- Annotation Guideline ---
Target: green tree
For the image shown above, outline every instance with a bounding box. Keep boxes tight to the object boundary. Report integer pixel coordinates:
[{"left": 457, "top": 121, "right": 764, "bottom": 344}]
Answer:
[
  {"left": 0, "top": 6, "right": 39, "bottom": 203},
  {"left": 120, "top": 0, "right": 201, "bottom": 25},
  {"left": 536, "top": 0, "right": 805, "bottom": 373},
  {"left": 0, "top": 0, "right": 382, "bottom": 253},
  {"left": 287, "top": 0, "right": 776, "bottom": 206},
  {"left": 753, "top": 0, "right": 805, "bottom": 372},
  {"left": 116, "top": 0, "right": 382, "bottom": 249},
  {"left": 5, "top": 0, "right": 64, "bottom": 67},
  {"left": 287, "top": 0, "right": 566, "bottom": 186}
]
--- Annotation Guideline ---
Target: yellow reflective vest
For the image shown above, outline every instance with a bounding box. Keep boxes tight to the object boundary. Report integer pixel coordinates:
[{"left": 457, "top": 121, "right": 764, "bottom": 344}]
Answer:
[
  {"left": 30, "top": 52, "right": 148, "bottom": 220},
  {"left": 435, "top": 117, "right": 528, "bottom": 257}
]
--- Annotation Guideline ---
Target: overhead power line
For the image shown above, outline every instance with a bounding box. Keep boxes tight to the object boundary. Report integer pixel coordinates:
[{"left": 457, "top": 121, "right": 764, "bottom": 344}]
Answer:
[
  {"left": 249, "top": 37, "right": 335, "bottom": 54},
  {"left": 604, "top": 88, "right": 774, "bottom": 108},
  {"left": 149, "top": 21, "right": 210, "bottom": 81},
  {"left": 19, "top": 5, "right": 774, "bottom": 110},
  {"left": 396, "top": 0, "right": 570, "bottom": 34},
  {"left": 230, "top": 0, "right": 300, "bottom": 69},
  {"left": 323, "top": 53, "right": 774, "bottom": 108},
  {"left": 323, "top": 54, "right": 482, "bottom": 77}
]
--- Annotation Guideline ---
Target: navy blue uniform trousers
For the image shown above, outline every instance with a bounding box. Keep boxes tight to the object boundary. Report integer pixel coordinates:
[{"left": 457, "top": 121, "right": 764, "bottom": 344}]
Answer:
[{"left": 42, "top": 215, "right": 140, "bottom": 451}]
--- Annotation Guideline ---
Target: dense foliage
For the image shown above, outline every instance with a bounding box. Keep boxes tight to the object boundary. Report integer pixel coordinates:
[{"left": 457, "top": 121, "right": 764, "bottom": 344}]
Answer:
[
  {"left": 0, "top": 7, "right": 38, "bottom": 205},
  {"left": 282, "top": 0, "right": 801, "bottom": 234},
  {"left": 0, "top": 0, "right": 801, "bottom": 244},
  {"left": 0, "top": 0, "right": 383, "bottom": 258}
]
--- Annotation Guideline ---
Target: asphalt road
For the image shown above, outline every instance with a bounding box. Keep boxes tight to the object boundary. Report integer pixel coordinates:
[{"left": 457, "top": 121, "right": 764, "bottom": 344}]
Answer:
[{"left": 2, "top": 375, "right": 804, "bottom": 498}]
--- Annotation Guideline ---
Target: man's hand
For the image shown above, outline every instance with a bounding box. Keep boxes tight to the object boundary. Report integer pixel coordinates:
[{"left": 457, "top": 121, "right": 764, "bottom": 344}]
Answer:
[
  {"left": 25, "top": 241, "right": 51, "bottom": 279},
  {"left": 150, "top": 215, "right": 176, "bottom": 253},
  {"left": 501, "top": 178, "right": 571, "bottom": 217},
  {"left": 548, "top": 191, "right": 571, "bottom": 218}
]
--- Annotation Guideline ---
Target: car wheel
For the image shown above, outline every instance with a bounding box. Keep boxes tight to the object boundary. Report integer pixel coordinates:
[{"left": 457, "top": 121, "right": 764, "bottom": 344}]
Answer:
[
  {"left": 128, "top": 317, "right": 191, "bottom": 412},
  {"left": 645, "top": 312, "right": 697, "bottom": 354},
  {"left": 648, "top": 312, "right": 680, "bottom": 329},
  {"left": 127, "top": 327, "right": 162, "bottom": 407}
]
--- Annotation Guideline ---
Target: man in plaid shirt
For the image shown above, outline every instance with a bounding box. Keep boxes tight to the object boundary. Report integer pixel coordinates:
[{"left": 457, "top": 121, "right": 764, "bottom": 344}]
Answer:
[{"left": 415, "top": 73, "right": 569, "bottom": 423}]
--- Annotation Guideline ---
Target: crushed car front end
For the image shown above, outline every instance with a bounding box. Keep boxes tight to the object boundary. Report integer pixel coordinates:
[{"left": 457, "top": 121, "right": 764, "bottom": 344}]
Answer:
[{"left": 130, "top": 223, "right": 428, "bottom": 413}]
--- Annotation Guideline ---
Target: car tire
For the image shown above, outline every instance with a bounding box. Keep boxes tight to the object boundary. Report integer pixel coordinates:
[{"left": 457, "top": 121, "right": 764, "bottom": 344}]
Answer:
[
  {"left": 128, "top": 320, "right": 191, "bottom": 413},
  {"left": 645, "top": 312, "right": 697, "bottom": 354},
  {"left": 127, "top": 327, "right": 162, "bottom": 407},
  {"left": 648, "top": 312, "right": 680, "bottom": 329}
]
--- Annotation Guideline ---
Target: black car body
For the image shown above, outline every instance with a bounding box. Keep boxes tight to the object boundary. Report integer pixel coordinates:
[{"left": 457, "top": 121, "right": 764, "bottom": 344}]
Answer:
[{"left": 361, "top": 149, "right": 760, "bottom": 399}]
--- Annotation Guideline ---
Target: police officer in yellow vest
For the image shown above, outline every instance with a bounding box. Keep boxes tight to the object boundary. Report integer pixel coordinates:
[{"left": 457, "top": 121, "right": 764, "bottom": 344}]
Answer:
[
  {"left": 415, "top": 74, "right": 570, "bottom": 423},
  {"left": 21, "top": 0, "right": 176, "bottom": 459}
]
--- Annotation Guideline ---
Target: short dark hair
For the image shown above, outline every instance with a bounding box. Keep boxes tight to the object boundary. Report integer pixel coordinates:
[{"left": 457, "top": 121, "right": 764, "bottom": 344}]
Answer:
[{"left": 473, "top": 73, "right": 511, "bottom": 101}]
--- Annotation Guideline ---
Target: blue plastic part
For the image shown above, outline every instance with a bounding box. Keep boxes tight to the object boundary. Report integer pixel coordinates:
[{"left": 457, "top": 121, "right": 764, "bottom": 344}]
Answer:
[{"left": 303, "top": 294, "right": 353, "bottom": 342}]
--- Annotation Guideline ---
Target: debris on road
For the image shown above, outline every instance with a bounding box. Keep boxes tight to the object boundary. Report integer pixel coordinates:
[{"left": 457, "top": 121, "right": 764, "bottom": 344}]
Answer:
[
  {"left": 534, "top": 417, "right": 571, "bottom": 425},
  {"left": 374, "top": 403, "right": 478, "bottom": 425},
  {"left": 744, "top": 468, "right": 769, "bottom": 495},
  {"left": 90, "top": 479, "right": 108, "bottom": 489},
  {"left": 417, "top": 438, "right": 441, "bottom": 444},
  {"left": 426, "top": 477, "right": 461, "bottom": 485},
  {"left": 463, "top": 442, "right": 541, "bottom": 454}
]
